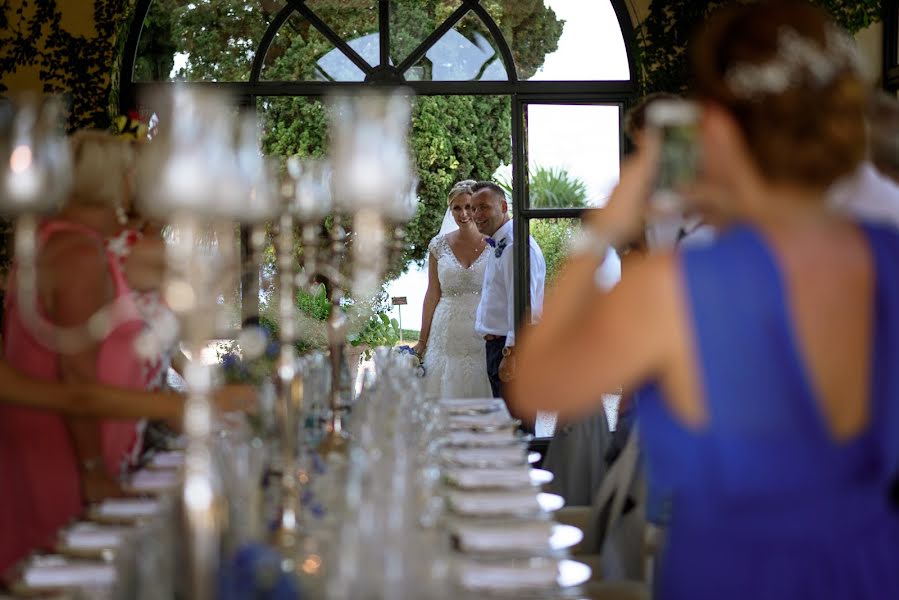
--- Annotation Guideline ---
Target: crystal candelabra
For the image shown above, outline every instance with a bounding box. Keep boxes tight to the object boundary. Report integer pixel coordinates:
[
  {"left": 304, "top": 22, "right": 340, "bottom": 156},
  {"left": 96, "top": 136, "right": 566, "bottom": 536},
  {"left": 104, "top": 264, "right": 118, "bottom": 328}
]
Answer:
[
  {"left": 270, "top": 191, "right": 305, "bottom": 562},
  {"left": 137, "top": 87, "right": 277, "bottom": 600},
  {"left": 286, "top": 88, "right": 418, "bottom": 459}
]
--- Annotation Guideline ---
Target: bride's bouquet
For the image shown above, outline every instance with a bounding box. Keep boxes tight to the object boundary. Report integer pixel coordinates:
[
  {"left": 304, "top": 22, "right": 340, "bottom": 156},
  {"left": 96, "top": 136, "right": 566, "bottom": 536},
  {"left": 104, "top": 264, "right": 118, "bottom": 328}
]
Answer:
[{"left": 396, "top": 345, "right": 426, "bottom": 377}]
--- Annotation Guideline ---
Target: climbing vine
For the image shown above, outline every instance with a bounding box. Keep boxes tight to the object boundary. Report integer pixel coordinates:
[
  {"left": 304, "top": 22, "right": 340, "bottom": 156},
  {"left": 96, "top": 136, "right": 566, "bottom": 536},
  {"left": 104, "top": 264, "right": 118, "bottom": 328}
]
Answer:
[{"left": 636, "top": 0, "right": 882, "bottom": 95}]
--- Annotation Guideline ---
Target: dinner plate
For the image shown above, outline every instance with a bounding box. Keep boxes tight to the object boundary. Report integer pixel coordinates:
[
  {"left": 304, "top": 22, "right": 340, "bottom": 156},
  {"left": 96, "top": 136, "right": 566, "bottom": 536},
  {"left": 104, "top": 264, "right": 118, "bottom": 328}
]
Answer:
[
  {"left": 11, "top": 556, "right": 117, "bottom": 596},
  {"left": 445, "top": 468, "right": 554, "bottom": 490},
  {"left": 440, "top": 398, "right": 506, "bottom": 415},
  {"left": 86, "top": 498, "right": 162, "bottom": 525},
  {"left": 453, "top": 557, "right": 591, "bottom": 594},
  {"left": 446, "top": 491, "right": 564, "bottom": 518},
  {"left": 442, "top": 445, "right": 527, "bottom": 468},
  {"left": 450, "top": 521, "right": 583, "bottom": 556},
  {"left": 55, "top": 523, "right": 129, "bottom": 560},
  {"left": 122, "top": 469, "right": 179, "bottom": 495},
  {"left": 445, "top": 429, "right": 527, "bottom": 447},
  {"left": 448, "top": 413, "right": 520, "bottom": 431}
]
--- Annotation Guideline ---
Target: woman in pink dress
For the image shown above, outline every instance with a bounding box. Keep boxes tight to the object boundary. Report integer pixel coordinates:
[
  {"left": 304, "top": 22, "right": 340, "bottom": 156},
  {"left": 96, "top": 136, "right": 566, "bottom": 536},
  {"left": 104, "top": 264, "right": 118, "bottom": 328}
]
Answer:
[{"left": 0, "top": 130, "right": 147, "bottom": 572}]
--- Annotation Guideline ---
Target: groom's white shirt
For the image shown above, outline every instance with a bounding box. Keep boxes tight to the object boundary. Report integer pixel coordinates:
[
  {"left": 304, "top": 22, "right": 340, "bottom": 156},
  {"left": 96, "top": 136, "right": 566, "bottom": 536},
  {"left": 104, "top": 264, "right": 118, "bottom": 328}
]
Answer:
[{"left": 475, "top": 219, "right": 546, "bottom": 348}]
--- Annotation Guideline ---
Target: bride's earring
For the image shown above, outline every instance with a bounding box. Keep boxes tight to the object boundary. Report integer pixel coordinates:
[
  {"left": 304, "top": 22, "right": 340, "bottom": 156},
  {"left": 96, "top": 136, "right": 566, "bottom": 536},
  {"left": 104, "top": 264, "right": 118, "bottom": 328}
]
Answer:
[{"left": 115, "top": 204, "right": 128, "bottom": 226}]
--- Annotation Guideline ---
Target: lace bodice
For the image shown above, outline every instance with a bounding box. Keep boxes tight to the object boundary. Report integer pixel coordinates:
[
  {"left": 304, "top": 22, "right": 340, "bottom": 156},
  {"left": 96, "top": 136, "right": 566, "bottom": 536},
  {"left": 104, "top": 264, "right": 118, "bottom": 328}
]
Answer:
[
  {"left": 423, "top": 234, "right": 492, "bottom": 399},
  {"left": 428, "top": 234, "right": 489, "bottom": 298}
]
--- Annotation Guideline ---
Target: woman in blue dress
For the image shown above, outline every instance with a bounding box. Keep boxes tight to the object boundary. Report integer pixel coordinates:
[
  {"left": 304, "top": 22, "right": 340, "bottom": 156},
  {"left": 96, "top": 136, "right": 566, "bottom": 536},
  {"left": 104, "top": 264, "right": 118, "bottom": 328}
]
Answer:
[{"left": 511, "top": 3, "right": 899, "bottom": 599}]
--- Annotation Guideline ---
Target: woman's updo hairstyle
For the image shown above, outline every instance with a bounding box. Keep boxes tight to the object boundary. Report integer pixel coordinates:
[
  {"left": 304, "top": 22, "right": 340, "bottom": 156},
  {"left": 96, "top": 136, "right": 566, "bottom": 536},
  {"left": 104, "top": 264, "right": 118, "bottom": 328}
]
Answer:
[
  {"left": 447, "top": 179, "right": 477, "bottom": 206},
  {"left": 68, "top": 129, "right": 135, "bottom": 209},
  {"left": 691, "top": 1, "right": 867, "bottom": 189}
]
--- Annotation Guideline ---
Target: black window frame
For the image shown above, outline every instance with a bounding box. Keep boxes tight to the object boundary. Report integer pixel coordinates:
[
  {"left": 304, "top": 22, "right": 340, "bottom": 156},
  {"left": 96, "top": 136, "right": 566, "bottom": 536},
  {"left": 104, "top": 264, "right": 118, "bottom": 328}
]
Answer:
[{"left": 119, "top": 0, "right": 639, "bottom": 333}]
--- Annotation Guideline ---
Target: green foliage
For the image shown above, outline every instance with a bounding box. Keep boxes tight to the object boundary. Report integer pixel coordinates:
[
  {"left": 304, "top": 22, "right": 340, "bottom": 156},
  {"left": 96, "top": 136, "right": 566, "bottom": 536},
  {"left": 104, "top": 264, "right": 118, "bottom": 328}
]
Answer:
[
  {"left": 637, "top": 0, "right": 882, "bottom": 95},
  {"left": 528, "top": 166, "right": 588, "bottom": 209},
  {"left": 531, "top": 218, "right": 576, "bottom": 286},
  {"left": 348, "top": 312, "right": 401, "bottom": 354},
  {"left": 295, "top": 285, "right": 331, "bottom": 321},
  {"left": 400, "top": 329, "right": 421, "bottom": 342}
]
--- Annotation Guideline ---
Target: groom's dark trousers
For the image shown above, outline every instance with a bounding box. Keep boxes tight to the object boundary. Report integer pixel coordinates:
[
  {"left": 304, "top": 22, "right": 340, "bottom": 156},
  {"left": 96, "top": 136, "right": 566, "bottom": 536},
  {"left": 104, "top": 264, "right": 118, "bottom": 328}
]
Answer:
[
  {"left": 486, "top": 335, "right": 534, "bottom": 435},
  {"left": 484, "top": 335, "right": 506, "bottom": 399}
]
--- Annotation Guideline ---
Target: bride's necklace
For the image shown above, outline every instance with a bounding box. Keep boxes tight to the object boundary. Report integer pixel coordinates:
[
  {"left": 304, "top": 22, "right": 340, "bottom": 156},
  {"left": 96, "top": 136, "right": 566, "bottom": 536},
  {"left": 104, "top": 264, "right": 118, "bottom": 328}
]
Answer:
[{"left": 453, "top": 232, "right": 486, "bottom": 252}]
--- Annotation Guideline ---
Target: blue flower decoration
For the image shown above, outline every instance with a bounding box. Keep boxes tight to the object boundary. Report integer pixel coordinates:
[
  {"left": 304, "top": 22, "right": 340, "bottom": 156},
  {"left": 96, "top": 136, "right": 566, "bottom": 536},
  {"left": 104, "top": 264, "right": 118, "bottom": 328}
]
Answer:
[
  {"left": 495, "top": 238, "right": 509, "bottom": 258},
  {"left": 222, "top": 353, "right": 239, "bottom": 369},
  {"left": 218, "top": 543, "right": 302, "bottom": 599}
]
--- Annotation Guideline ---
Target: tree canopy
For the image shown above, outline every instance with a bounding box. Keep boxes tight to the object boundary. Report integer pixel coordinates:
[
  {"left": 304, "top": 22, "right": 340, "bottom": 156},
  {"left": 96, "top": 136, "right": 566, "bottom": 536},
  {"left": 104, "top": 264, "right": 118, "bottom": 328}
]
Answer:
[{"left": 133, "top": 0, "right": 563, "bottom": 270}]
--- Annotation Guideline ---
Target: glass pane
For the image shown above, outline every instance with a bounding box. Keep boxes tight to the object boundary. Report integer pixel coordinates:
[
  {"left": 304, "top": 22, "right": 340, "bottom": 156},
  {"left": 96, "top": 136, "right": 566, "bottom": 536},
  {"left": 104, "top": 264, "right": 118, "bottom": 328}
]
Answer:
[
  {"left": 499, "top": 0, "right": 630, "bottom": 81},
  {"left": 260, "top": 12, "right": 365, "bottom": 82},
  {"left": 529, "top": 217, "right": 620, "bottom": 289},
  {"left": 405, "top": 11, "right": 508, "bottom": 81},
  {"left": 390, "top": 0, "right": 460, "bottom": 67},
  {"left": 133, "top": 0, "right": 284, "bottom": 82},
  {"left": 306, "top": 0, "right": 380, "bottom": 68},
  {"left": 526, "top": 104, "right": 620, "bottom": 208}
]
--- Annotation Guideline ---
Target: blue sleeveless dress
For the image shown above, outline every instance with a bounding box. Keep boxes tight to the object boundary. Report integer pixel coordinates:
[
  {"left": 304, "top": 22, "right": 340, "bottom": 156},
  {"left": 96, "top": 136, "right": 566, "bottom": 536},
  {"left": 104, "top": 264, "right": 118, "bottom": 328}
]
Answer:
[{"left": 636, "top": 222, "right": 899, "bottom": 600}]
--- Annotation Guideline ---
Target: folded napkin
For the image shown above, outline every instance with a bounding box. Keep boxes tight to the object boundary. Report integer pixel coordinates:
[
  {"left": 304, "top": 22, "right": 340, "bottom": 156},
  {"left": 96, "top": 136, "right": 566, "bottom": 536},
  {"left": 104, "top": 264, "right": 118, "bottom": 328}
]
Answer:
[
  {"left": 128, "top": 469, "right": 179, "bottom": 492},
  {"left": 96, "top": 498, "right": 161, "bottom": 518},
  {"left": 448, "top": 412, "right": 515, "bottom": 430},
  {"left": 440, "top": 398, "right": 505, "bottom": 414},
  {"left": 456, "top": 558, "right": 559, "bottom": 591},
  {"left": 446, "top": 467, "right": 533, "bottom": 489},
  {"left": 23, "top": 562, "right": 117, "bottom": 588},
  {"left": 452, "top": 521, "right": 555, "bottom": 554},
  {"left": 62, "top": 523, "right": 128, "bottom": 550},
  {"left": 446, "top": 429, "right": 518, "bottom": 447},
  {"left": 149, "top": 451, "right": 184, "bottom": 469},
  {"left": 447, "top": 490, "right": 541, "bottom": 516},
  {"left": 444, "top": 446, "right": 526, "bottom": 467}
]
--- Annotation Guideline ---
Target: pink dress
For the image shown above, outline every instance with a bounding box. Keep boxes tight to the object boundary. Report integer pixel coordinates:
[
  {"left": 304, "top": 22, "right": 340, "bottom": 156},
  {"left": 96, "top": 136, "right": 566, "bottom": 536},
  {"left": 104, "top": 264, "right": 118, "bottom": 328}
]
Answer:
[{"left": 0, "top": 220, "right": 146, "bottom": 573}]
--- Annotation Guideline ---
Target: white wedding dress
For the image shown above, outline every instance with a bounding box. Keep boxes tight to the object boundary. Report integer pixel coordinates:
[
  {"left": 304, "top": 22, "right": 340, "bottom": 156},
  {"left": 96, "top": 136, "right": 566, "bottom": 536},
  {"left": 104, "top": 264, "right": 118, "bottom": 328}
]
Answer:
[{"left": 423, "top": 234, "right": 493, "bottom": 399}]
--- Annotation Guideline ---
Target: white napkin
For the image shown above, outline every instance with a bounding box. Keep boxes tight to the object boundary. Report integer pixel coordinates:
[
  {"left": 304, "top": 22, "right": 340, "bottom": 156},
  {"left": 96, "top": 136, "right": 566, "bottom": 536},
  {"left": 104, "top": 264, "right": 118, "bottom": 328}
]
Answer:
[
  {"left": 444, "top": 446, "right": 526, "bottom": 467},
  {"left": 96, "top": 498, "right": 161, "bottom": 518},
  {"left": 446, "top": 429, "right": 518, "bottom": 447},
  {"left": 23, "top": 562, "right": 117, "bottom": 587},
  {"left": 446, "top": 467, "right": 532, "bottom": 489},
  {"left": 447, "top": 490, "right": 541, "bottom": 516},
  {"left": 128, "top": 469, "right": 179, "bottom": 492},
  {"left": 440, "top": 398, "right": 505, "bottom": 414},
  {"left": 456, "top": 559, "right": 559, "bottom": 591},
  {"left": 63, "top": 523, "right": 128, "bottom": 550},
  {"left": 149, "top": 451, "right": 184, "bottom": 469},
  {"left": 452, "top": 521, "right": 555, "bottom": 554},
  {"left": 448, "top": 412, "right": 515, "bottom": 430}
]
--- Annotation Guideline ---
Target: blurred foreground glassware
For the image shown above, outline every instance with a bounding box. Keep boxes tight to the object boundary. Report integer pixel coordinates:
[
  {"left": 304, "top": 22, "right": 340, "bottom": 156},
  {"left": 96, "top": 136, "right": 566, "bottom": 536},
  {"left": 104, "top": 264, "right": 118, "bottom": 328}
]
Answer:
[
  {"left": 135, "top": 86, "right": 278, "bottom": 600},
  {"left": 285, "top": 88, "right": 417, "bottom": 461}
]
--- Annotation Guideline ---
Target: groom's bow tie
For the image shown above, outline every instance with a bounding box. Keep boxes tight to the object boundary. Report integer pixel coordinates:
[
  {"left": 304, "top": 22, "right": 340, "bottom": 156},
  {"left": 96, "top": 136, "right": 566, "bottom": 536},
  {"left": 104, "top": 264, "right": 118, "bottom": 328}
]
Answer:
[{"left": 485, "top": 237, "right": 496, "bottom": 247}]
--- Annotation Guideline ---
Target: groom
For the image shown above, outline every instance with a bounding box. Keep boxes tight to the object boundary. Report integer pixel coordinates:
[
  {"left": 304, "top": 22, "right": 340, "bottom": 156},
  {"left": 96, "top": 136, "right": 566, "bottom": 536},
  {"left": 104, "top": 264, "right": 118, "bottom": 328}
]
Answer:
[{"left": 471, "top": 182, "right": 545, "bottom": 419}]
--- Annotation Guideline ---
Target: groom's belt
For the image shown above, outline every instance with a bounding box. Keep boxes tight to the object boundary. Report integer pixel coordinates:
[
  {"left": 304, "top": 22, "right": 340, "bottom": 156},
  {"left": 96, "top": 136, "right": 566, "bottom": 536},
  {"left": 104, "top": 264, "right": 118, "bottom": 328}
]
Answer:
[{"left": 483, "top": 334, "right": 505, "bottom": 342}]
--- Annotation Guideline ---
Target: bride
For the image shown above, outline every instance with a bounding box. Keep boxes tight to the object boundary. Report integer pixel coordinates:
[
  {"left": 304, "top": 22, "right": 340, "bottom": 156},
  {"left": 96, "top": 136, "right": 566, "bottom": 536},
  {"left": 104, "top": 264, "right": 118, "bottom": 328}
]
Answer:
[{"left": 414, "top": 180, "right": 492, "bottom": 399}]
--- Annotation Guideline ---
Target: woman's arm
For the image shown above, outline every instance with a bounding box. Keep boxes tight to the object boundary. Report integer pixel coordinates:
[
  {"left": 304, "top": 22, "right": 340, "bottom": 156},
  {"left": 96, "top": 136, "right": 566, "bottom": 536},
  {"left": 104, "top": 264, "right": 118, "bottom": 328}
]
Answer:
[
  {"left": 413, "top": 252, "right": 441, "bottom": 357},
  {"left": 0, "top": 360, "right": 256, "bottom": 419},
  {"left": 510, "top": 144, "right": 686, "bottom": 421}
]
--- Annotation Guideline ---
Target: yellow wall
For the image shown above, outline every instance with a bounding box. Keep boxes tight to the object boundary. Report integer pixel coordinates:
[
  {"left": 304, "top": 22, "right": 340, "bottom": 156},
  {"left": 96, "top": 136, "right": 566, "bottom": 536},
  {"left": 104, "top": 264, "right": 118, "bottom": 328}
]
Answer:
[{"left": 0, "top": 0, "right": 136, "bottom": 130}]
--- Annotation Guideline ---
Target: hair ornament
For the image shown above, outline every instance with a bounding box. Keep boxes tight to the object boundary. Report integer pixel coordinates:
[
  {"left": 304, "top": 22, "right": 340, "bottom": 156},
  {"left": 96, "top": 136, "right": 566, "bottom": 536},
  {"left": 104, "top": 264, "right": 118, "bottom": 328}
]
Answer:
[{"left": 725, "top": 25, "right": 864, "bottom": 100}]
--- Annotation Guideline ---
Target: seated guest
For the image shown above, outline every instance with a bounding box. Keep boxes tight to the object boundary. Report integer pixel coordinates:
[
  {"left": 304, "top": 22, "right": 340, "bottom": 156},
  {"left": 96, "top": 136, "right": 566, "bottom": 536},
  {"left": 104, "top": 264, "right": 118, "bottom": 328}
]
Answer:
[{"left": 512, "top": 3, "right": 899, "bottom": 599}]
